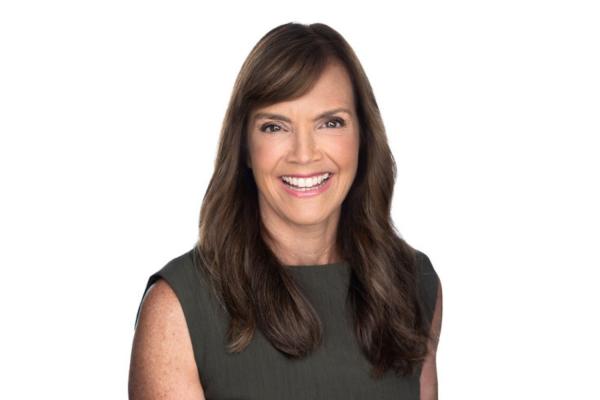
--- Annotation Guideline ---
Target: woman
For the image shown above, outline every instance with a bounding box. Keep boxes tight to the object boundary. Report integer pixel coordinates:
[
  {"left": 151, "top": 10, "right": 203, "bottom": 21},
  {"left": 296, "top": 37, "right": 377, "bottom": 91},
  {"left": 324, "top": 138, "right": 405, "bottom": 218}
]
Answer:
[{"left": 129, "top": 22, "right": 442, "bottom": 399}]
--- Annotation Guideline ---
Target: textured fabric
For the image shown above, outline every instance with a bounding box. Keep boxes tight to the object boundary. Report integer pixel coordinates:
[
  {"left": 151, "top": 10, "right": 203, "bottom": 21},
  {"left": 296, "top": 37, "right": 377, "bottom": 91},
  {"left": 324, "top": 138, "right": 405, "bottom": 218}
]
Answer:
[{"left": 134, "top": 248, "right": 439, "bottom": 400}]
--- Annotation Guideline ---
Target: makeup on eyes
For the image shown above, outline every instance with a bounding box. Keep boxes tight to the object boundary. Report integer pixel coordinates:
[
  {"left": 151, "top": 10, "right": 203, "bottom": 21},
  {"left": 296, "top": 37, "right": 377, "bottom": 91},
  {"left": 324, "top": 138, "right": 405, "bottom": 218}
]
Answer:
[{"left": 258, "top": 117, "right": 347, "bottom": 134}]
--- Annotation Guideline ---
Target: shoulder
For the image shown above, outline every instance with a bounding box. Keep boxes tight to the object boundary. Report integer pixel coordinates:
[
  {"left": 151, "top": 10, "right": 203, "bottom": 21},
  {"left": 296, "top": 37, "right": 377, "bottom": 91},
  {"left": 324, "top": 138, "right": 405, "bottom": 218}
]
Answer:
[
  {"left": 415, "top": 249, "right": 437, "bottom": 277},
  {"left": 155, "top": 248, "right": 199, "bottom": 285},
  {"left": 134, "top": 248, "right": 201, "bottom": 327},
  {"left": 414, "top": 248, "right": 439, "bottom": 287},
  {"left": 138, "top": 278, "right": 183, "bottom": 325},
  {"left": 413, "top": 248, "right": 441, "bottom": 322},
  {"left": 129, "top": 276, "right": 206, "bottom": 398},
  {"left": 149, "top": 248, "right": 208, "bottom": 306}
]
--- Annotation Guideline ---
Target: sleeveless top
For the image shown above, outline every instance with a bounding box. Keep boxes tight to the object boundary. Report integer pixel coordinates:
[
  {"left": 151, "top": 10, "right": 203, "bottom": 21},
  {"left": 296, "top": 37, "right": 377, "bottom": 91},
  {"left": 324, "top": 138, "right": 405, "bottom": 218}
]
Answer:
[{"left": 134, "top": 248, "right": 439, "bottom": 400}]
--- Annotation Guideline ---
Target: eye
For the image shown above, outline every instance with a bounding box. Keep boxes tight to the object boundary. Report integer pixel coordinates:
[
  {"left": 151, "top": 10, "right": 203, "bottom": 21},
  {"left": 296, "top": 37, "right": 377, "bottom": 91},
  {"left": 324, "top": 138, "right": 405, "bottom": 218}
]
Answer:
[
  {"left": 259, "top": 123, "right": 283, "bottom": 134},
  {"left": 324, "top": 118, "right": 346, "bottom": 128}
]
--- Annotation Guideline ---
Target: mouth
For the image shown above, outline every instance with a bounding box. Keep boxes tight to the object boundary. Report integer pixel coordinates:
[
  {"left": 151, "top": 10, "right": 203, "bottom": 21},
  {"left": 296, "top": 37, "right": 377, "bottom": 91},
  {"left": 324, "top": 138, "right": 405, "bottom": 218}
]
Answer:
[
  {"left": 279, "top": 172, "right": 333, "bottom": 189},
  {"left": 279, "top": 172, "right": 334, "bottom": 197}
]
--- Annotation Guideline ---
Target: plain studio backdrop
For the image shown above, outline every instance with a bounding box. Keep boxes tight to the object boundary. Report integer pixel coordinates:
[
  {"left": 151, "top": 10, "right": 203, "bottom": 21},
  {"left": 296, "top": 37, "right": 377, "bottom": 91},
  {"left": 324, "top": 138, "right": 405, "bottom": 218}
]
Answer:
[{"left": 1, "top": 1, "right": 598, "bottom": 398}]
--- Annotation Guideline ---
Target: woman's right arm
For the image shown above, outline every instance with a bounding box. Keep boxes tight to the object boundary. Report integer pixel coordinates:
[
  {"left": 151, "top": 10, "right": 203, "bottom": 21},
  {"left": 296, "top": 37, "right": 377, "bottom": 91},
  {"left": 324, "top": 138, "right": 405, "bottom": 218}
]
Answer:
[{"left": 129, "top": 279, "right": 206, "bottom": 399}]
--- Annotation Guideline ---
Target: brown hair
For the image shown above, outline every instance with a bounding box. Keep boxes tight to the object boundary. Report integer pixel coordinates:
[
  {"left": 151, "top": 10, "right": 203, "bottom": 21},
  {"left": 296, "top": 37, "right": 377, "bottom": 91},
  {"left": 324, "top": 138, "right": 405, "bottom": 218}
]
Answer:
[{"left": 196, "top": 22, "right": 431, "bottom": 378}]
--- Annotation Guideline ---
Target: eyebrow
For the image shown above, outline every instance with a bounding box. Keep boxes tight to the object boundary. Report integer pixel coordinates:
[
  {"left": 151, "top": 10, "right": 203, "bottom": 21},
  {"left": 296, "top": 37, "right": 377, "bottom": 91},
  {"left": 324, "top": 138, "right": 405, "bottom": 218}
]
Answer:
[{"left": 252, "top": 107, "right": 353, "bottom": 123}]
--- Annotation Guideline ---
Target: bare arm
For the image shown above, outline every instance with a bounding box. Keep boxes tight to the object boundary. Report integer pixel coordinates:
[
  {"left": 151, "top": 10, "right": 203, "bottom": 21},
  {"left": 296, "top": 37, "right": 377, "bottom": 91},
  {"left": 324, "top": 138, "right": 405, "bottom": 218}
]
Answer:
[
  {"left": 420, "top": 278, "right": 443, "bottom": 400},
  {"left": 129, "top": 279, "right": 206, "bottom": 399}
]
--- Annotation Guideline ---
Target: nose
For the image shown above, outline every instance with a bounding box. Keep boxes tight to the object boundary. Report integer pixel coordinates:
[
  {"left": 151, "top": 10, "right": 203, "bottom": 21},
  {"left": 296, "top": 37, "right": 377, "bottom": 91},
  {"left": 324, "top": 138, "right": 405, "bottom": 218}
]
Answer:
[{"left": 287, "top": 126, "right": 322, "bottom": 164}]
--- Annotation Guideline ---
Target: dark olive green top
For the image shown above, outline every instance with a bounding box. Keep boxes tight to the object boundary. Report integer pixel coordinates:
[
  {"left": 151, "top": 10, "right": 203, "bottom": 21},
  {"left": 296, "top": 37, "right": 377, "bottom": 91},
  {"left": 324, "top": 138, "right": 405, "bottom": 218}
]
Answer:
[{"left": 135, "top": 248, "right": 439, "bottom": 400}]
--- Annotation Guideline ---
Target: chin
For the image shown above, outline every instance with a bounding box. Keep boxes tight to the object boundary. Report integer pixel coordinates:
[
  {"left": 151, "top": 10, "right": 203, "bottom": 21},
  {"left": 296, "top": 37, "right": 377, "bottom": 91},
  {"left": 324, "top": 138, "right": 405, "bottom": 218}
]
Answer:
[{"left": 286, "top": 212, "right": 330, "bottom": 226}]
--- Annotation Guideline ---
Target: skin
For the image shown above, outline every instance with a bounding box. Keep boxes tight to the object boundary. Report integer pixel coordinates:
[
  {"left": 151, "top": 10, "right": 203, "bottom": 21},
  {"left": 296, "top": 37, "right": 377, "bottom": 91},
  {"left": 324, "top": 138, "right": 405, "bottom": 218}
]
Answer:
[
  {"left": 129, "top": 280, "right": 442, "bottom": 399},
  {"left": 128, "top": 60, "right": 442, "bottom": 399},
  {"left": 129, "top": 279, "right": 206, "bottom": 399},
  {"left": 420, "top": 280, "right": 443, "bottom": 400},
  {"left": 246, "top": 60, "right": 360, "bottom": 266}
]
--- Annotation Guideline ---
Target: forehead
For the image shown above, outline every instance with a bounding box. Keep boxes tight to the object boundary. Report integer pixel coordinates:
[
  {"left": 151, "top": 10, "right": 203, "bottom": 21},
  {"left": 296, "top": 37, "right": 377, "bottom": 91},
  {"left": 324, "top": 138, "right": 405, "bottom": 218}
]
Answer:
[{"left": 251, "top": 62, "right": 355, "bottom": 118}]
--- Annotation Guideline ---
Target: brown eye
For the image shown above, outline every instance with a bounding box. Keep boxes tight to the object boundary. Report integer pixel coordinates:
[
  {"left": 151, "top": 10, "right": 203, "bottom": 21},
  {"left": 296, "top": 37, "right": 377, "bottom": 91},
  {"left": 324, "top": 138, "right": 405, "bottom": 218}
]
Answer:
[
  {"left": 260, "top": 123, "right": 282, "bottom": 134},
  {"left": 325, "top": 118, "right": 345, "bottom": 128}
]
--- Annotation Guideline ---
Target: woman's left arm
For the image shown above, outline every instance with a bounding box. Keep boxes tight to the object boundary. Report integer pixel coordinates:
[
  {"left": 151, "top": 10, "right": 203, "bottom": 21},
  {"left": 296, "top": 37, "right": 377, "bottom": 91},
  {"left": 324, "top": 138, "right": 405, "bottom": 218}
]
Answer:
[{"left": 420, "top": 278, "right": 443, "bottom": 400}]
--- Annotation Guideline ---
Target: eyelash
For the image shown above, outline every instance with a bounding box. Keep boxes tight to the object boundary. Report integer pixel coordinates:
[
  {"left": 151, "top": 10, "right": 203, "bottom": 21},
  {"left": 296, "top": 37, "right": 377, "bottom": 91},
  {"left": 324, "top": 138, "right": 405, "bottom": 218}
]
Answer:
[{"left": 259, "top": 118, "right": 346, "bottom": 134}]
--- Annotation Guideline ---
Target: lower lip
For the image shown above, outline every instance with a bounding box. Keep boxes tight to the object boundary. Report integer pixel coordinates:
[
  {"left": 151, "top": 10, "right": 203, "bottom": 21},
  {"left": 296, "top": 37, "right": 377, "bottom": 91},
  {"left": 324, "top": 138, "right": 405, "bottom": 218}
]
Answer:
[{"left": 280, "top": 175, "right": 334, "bottom": 198}]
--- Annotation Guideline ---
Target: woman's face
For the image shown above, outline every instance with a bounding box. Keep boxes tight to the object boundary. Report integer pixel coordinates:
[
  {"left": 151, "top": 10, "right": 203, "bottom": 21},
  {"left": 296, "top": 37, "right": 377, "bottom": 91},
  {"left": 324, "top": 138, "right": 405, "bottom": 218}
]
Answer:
[{"left": 246, "top": 61, "right": 360, "bottom": 229}]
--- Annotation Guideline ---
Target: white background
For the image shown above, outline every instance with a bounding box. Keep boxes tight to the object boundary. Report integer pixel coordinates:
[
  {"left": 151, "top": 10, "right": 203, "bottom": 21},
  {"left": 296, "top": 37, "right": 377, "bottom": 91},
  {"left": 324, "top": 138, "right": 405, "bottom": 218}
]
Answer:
[{"left": 1, "top": 1, "right": 598, "bottom": 398}]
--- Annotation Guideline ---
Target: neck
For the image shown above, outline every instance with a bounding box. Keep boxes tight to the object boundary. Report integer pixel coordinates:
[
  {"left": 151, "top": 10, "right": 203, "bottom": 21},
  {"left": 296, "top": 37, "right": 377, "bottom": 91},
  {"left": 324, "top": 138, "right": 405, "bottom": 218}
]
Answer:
[{"left": 261, "top": 210, "right": 341, "bottom": 266}]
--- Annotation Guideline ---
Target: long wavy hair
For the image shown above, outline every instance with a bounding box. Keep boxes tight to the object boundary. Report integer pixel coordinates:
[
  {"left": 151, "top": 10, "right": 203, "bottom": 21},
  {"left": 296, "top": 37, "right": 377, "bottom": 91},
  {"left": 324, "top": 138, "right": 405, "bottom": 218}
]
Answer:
[{"left": 195, "top": 22, "right": 431, "bottom": 378}]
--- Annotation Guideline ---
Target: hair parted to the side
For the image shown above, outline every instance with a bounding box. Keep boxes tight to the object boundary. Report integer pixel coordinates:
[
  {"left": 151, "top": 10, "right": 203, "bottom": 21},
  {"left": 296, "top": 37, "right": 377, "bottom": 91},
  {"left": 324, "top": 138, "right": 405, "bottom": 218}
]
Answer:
[{"left": 195, "top": 21, "right": 432, "bottom": 379}]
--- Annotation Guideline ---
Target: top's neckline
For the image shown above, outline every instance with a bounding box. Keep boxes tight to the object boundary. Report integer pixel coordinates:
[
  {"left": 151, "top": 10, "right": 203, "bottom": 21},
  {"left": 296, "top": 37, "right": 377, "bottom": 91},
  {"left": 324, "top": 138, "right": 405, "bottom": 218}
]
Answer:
[{"left": 283, "top": 260, "right": 350, "bottom": 269}]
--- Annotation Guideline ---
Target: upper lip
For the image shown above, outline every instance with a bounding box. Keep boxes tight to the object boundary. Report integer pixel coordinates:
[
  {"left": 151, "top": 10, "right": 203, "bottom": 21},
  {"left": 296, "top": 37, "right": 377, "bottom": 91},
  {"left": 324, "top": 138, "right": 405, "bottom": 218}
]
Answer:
[{"left": 280, "top": 172, "right": 333, "bottom": 178}]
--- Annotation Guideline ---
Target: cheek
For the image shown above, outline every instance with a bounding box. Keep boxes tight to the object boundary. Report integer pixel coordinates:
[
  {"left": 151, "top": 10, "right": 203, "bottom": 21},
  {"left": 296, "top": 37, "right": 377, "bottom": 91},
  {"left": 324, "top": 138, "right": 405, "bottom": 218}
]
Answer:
[
  {"left": 248, "top": 139, "right": 284, "bottom": 171},
  {"left": 327, "top": 134, "right": 359, "bottom": 166}
]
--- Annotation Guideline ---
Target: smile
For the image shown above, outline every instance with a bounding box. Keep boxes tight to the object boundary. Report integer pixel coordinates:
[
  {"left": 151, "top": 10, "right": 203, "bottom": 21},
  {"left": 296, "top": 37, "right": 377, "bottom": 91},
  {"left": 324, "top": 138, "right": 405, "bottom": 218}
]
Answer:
[
  {"left": 280, "top": 172, "right": 331, "bottom": 188},
  {"left": 279, "top": 173, "right": 334, "bottom": 197}
]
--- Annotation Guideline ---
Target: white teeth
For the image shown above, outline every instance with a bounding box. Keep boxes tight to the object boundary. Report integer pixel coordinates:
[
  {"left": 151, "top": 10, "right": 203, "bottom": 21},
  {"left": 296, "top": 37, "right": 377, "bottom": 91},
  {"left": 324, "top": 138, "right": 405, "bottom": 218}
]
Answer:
[{"left": 281, "top": 172, "right": 331, "bottom": 188}]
